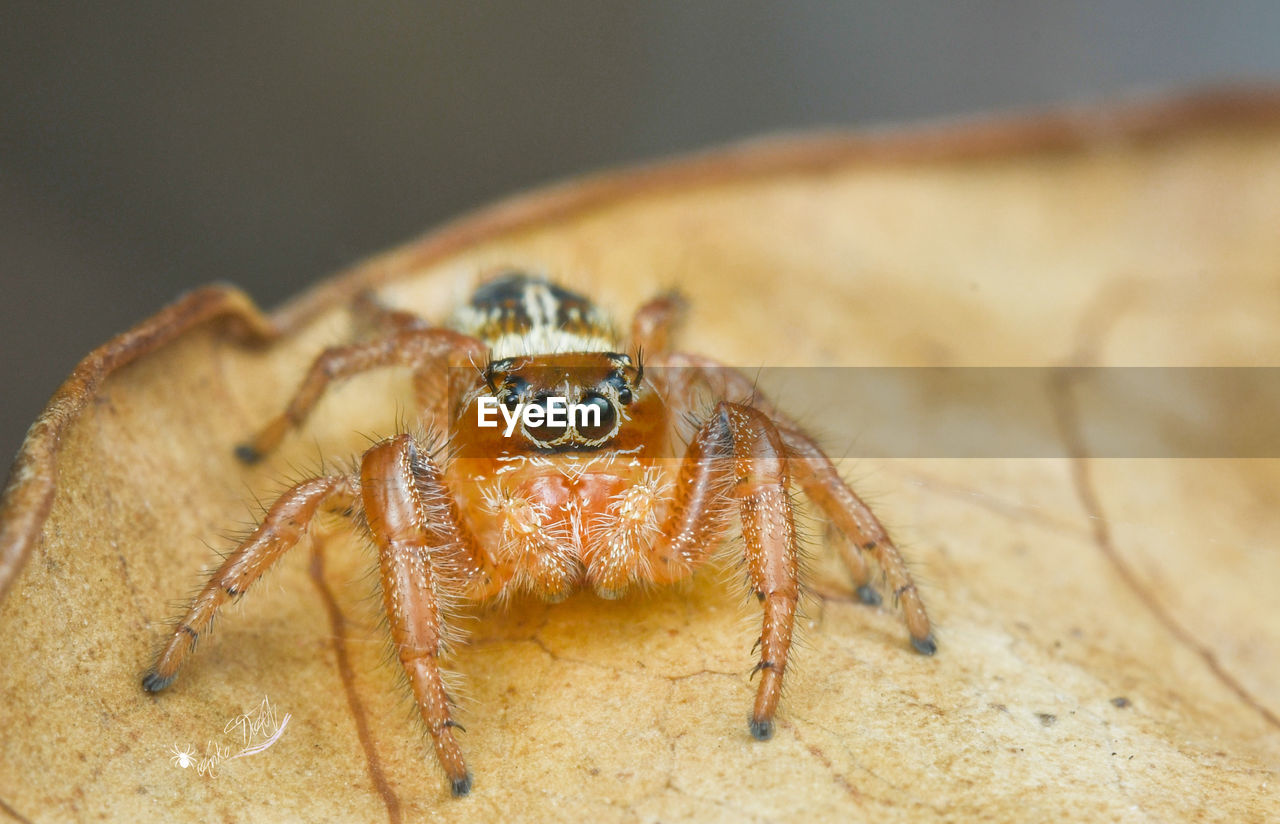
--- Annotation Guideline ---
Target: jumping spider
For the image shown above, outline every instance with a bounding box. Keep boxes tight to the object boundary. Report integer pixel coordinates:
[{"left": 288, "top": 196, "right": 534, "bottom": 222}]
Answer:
[{"left": 143, "top": 272, "right": 936, "bottom": 796}]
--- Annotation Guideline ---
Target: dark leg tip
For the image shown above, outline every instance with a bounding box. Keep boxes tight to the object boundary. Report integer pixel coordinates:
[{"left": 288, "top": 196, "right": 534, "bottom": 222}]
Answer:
[
  {"left": 855, "top": 584, "right": 882, "bottom": 607},
  {"left": 142, "top": 670, "right": 175, "bottom": 693},
  {"left": 911, "top": 634, "right": 938, "bottom": 656},
  {"left": 234, "top": 443, "right": 262, "bottom": 465},
  {"left": 748, "top": 718, "right": 774, "bottom": 741},
  {"left": 450, "top": 773, "right": 473, "bottom": 797}
]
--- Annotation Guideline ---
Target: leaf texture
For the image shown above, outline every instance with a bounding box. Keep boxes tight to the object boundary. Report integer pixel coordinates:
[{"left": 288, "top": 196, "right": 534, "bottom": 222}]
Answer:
[{"left": 1, "top": 90, "right": 1279, "bottom": 823}]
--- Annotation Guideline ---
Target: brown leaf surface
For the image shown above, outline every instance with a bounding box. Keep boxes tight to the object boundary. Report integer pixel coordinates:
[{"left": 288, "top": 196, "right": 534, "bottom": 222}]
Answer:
[{"left": 3, "top": 91, "right": 1280, "bottom": 823}]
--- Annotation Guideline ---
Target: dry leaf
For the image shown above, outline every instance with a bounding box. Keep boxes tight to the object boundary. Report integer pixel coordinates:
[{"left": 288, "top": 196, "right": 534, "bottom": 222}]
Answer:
[{"left": 2, "top": 90, "right": 1279, "bottom": 823}]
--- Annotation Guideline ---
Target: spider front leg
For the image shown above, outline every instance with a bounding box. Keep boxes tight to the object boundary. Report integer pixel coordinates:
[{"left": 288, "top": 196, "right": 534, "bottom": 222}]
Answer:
[
  {"left": 236, "top": 328, "right": 483, "bottom": 463},
  {"left": 143, "top": 474, "right": 359, "bottom": 692},
  {"left": 721, "top": 404, "right": 800, "bottom": 741},
  {"left": 647, "top": 401, "right": 799, "bottom": 741},
  {"left": 361, "top": 434, "right": 480, "bottom": 796}
]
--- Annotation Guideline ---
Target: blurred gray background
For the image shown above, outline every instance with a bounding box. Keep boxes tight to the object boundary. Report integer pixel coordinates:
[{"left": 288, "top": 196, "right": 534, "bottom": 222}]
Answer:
[{"left": 2, "top": 1, "right": 1279, "bottom": 463}]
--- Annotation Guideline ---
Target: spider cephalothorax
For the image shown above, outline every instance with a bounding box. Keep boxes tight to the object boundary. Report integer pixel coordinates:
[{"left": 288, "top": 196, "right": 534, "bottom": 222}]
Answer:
[{"left": 143, "top": 271, "right": 936, "bottom": 797}]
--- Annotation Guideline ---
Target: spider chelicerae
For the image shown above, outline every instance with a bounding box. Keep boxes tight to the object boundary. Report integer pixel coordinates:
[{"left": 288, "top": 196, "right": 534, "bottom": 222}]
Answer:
[{"left": 142, "top": 272, "right": 936, "bottom": 796}]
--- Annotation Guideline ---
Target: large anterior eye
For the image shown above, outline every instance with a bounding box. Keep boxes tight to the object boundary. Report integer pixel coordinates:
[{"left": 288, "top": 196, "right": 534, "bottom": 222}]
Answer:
[
  {"left": 526, "top": 394, "right": 569, "bottom": 443},
  {"left": 575, "top": 393, "right": 616, "bottom": 441}
]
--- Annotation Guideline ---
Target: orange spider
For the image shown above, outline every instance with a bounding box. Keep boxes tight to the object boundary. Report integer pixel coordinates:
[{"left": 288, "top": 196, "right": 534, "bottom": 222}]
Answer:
[{"left": 142, "top": 272, "right": 936, "bottom": 796}]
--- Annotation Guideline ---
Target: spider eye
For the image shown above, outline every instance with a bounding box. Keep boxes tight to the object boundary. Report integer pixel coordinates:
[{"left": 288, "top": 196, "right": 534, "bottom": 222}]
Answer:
[
  {"left": 502, "top": 378, "right": 527, "bottom": 410},
  {"left": 526, "top": 395, "right": 569, "bottom": 443},
  {"left": 606, "top": 372, "right": 633, "bottom": 405},
  {"left": 575, "top": 394, "right": 616, "bottom": 441}
]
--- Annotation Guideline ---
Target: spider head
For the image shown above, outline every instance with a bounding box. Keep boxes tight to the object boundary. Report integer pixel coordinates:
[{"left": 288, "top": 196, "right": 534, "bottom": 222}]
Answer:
[{"left": 473, "top": 351, "right": 650, "bottom": 451}]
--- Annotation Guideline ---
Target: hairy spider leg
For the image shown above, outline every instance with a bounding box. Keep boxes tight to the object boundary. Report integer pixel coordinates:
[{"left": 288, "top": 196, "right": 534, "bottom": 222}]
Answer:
[
  {"left": 236, "top": 328, "right": 483, "bottom": 463},
  {"left": 778, "top": 429, "right": 936, "bottom": 655},
  {"left": 146, "top": 432, "right": 499, "bottom": 796},
  {"left": 361, "top": 435, "right": 477, "bottom": 796},
  {"left": 723, "top": 404, "right": 801, "bottom": 740},
  {"left": 142, "top": 475, "right": 358, "bottom": 692},
  {"left": 644, "top": 408, "right": 738, "bottom": 586},
  {"left": 629, "top": 290, "right": 688, "bottom": 355},
  {"left": 657, "top": 353, "right": 936, "bottom": 655},
  {"left": 404, "top": 441, "right": 507, "bottom": 602},
  {"left": 643, "top": 401, "right": 799, "bottom": 741},
  {"left": 826, "top": 525, "right": 882, "bottom": 606}
]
